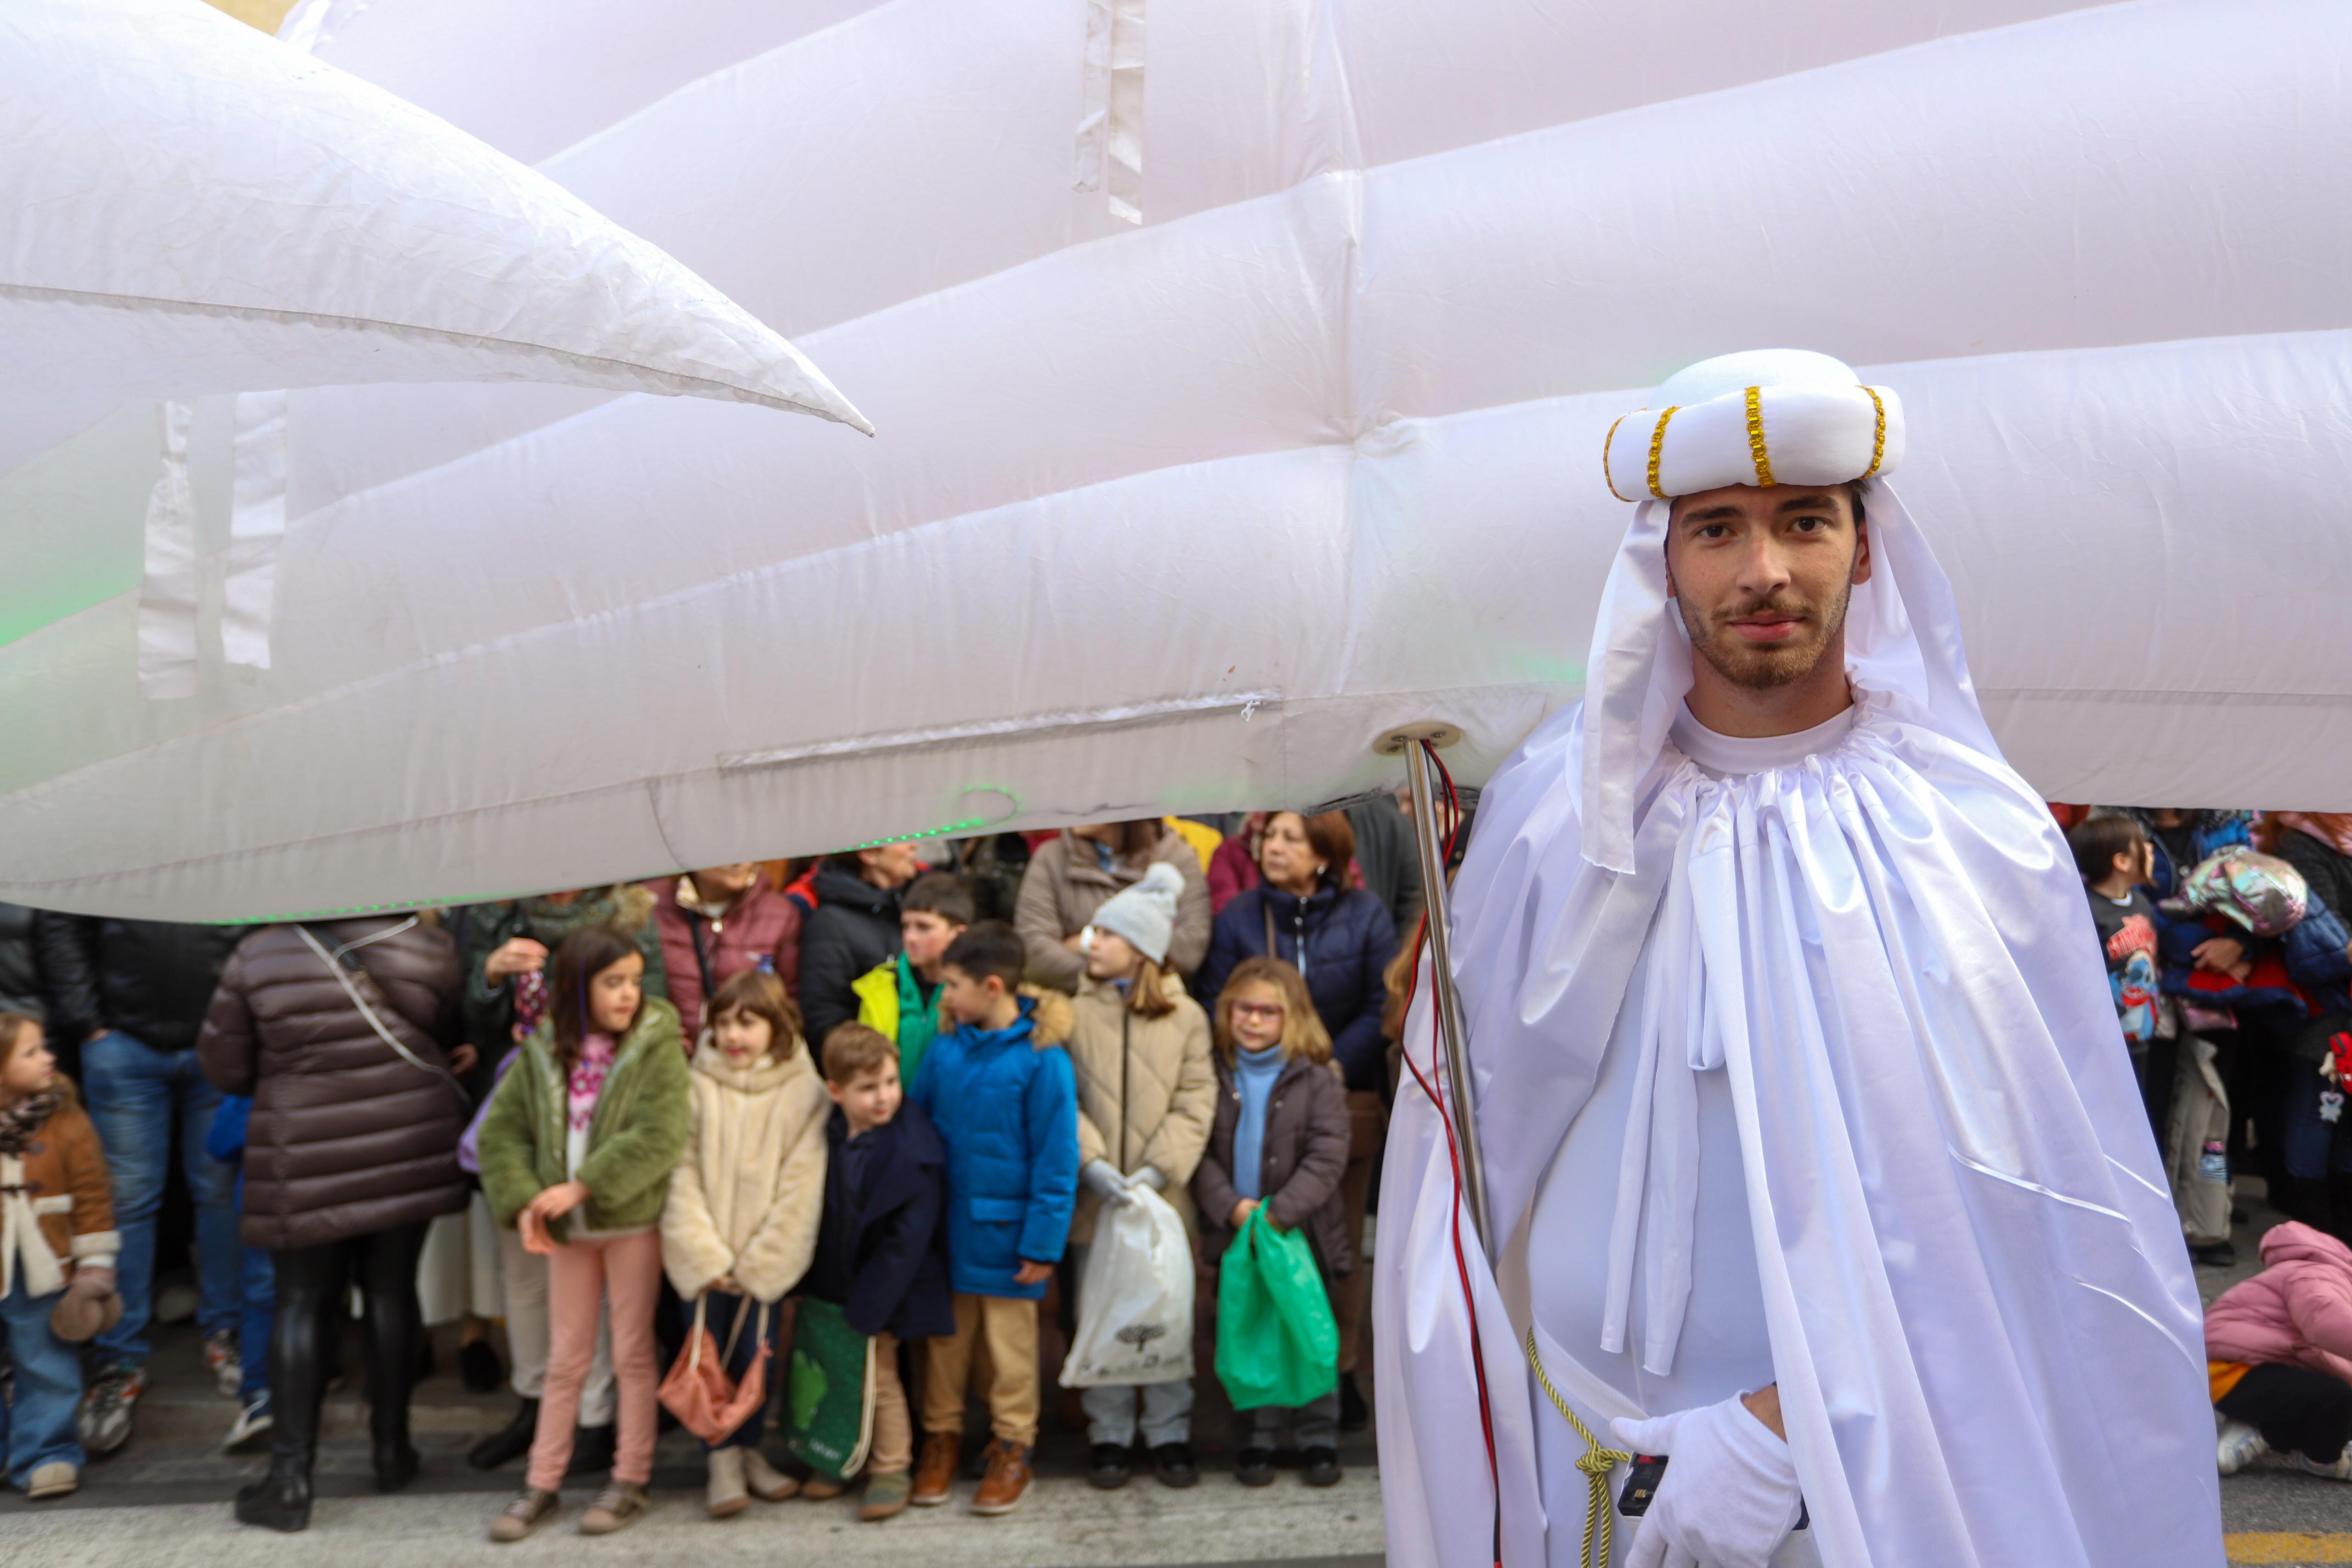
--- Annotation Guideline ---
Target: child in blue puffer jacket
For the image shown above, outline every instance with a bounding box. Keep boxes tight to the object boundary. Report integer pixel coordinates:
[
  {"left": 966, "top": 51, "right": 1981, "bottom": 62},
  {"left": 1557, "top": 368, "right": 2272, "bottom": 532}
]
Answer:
[{"left": 905, "top": 922, "right": 1077, "bottom": 1518}]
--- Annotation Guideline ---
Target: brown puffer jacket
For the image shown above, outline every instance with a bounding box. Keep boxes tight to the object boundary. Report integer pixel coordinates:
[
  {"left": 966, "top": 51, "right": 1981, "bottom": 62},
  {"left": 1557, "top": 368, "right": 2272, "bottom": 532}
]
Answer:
[
  {"left": 1192, "top": 1049, "right": 1354, "bottom": 1286},
  {"left": 198, "top": 916, "right": 469, "bottom": 1251}
]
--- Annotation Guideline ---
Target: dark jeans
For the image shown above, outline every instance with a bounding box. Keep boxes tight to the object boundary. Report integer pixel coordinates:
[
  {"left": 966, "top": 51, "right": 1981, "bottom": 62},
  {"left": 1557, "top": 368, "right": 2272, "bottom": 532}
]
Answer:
[
  {"left": 2132, "top": 1042, "right": 2179, "bottom": 1146},
  {"left": 2219, "top": 1362, "right": 2352, "bottom": 1463},
  {"left": 79, "top": 1031, "right": 240, "bottom": 1364},
  {"left": 267, "top": 1223, "right": 429, "bottom": 1478},
  {"left": 2281, "top": 1057, "right": 2352, "bottom": 1180}
]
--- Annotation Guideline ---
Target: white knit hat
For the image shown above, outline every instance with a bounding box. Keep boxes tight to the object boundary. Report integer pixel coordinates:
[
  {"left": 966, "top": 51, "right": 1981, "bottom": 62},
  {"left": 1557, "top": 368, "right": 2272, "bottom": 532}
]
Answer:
[{"left": 1091, "top": 862, "right": 1185, "bottom": 965}]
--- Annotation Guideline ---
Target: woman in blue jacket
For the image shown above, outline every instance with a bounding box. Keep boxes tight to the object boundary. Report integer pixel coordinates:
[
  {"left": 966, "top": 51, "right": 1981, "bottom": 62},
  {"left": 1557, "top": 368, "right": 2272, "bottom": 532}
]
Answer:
[{"left": 1192, "top": 810, "right": 1394, "bottom": 1430}]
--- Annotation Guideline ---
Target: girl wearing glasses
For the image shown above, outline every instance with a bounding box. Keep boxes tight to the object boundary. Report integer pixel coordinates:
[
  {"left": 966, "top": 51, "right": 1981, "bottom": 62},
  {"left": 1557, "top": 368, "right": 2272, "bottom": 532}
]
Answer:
[{"left": 1194, "top": 957, "right": 1352, "bottom": 1489}]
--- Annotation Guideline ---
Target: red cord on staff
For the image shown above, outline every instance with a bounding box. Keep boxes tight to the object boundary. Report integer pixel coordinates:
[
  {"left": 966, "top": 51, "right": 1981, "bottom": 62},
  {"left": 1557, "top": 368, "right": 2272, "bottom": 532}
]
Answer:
[{"left": 1394, "top": 741, "right": 1503, "bottom": 1568}]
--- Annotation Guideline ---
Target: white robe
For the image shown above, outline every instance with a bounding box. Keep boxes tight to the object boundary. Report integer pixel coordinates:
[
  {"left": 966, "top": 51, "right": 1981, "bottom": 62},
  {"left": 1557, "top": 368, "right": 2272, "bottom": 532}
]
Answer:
[{"left": 1375, "top": 483, "right": 2221, "bottom": 1568}]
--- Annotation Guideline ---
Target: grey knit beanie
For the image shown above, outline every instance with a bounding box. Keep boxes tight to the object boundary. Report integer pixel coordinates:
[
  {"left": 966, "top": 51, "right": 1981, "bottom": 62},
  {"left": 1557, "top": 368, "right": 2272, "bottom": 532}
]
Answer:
[{"left": 1091, "top": 862, "right": 1185, "bottom": 965}]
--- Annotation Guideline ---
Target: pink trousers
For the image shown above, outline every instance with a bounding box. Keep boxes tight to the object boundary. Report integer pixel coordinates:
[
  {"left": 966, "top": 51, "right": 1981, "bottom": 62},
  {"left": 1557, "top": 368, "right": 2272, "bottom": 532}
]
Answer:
[{"left": 526, "top": 1229, "right": 663, "bottom": 1492}]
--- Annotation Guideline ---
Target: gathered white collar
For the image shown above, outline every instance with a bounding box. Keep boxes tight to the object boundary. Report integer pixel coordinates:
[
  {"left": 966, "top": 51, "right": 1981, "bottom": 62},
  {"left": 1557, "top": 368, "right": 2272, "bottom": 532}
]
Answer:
[{"left": 1668, "top": 700, "right": 1858, "bottom": 778}]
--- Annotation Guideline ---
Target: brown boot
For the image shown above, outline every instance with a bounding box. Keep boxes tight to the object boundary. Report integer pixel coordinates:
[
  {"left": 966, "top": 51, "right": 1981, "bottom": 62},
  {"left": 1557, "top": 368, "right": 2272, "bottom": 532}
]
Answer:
[
  {"left": 910, "top": 1432, "right": 960, "bottom": 1507},
  {"left": 970, "top": 1439, "right": 1033, "bottom": 1516}
]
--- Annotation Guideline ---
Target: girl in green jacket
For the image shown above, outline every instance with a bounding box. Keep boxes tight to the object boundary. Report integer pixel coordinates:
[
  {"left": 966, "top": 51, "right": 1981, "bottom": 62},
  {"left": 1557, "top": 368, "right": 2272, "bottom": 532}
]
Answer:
[{"left": 476, "top": 926, "right": 689, "bottom": 1542}]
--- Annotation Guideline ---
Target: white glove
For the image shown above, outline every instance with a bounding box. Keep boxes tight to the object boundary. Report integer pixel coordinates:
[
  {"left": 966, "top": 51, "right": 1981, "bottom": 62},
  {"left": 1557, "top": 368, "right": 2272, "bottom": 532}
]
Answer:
[
  {"left": 1611, "top": 1393, "right": 1802, "bottom": 1568},
  {"left": 1127, "top": 1165, "right": 1166, "bottom": 1191},
  {"left": 1081, "top": 1160, "right": 1136, "bottom": 1207}
]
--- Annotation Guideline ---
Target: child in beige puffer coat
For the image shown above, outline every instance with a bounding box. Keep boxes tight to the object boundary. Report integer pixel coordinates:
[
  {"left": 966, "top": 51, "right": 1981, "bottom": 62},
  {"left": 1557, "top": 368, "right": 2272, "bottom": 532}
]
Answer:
[
  {"left": 1065, "top": 864, "right": 1216, "bottom": 1488},
  {"left": 660, "top": 970, "right": 830, "bottom": 1518}
]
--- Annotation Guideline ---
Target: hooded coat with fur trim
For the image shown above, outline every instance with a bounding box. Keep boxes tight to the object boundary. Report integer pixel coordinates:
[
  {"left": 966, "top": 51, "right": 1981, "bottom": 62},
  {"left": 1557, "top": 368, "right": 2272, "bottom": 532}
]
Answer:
[
  {"left": 907, "top": 987, "right": 1079, "bottom": 1298},
  {"left": 0, "top": 1078, "right": 116, "bottom": 1300},
  {"left": 661, "top": 1037, "right": 830, "bottom": 1302}
]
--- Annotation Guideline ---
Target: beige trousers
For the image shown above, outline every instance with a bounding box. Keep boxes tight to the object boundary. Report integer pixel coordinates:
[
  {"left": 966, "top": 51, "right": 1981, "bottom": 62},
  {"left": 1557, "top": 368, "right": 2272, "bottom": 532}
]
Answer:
[{"left": 922, "top": 1293, "right": 1040, "bottom": 1448}]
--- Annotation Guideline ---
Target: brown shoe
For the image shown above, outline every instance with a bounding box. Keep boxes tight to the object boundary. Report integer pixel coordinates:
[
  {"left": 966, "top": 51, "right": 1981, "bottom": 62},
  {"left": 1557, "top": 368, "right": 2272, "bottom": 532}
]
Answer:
[
  {"left": 577, "top": 1480, "right": 650, "bottom": 1535},
  {"left": 489, "top": 1487, "right": 559, "bottom": 1542},
  {"left": 910, "top": 1432, "right": 959, "bottom": 1507},
  {"left": 970, "top": 1440, "right": 1033, "bottom": 1516},
  {"left": 801, "top": 1475, "right": 846, "bottom": 1500}
]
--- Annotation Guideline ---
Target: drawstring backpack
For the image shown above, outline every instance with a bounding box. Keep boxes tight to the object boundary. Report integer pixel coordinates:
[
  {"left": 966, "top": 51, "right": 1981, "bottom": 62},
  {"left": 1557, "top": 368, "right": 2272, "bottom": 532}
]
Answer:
[{"left": 660, "top": 1290, "right": 771, "bottom": 1444}]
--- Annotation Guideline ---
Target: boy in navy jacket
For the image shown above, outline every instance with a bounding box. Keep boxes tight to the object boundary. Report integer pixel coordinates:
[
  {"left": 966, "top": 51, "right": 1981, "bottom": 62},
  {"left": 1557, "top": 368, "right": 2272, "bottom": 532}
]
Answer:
[
  {"left": 804, "top": 1023, "right": 953, "bottom": 1521},
  {"left": 904, "top": 923, "right": 1078, "bottom": 1518}
]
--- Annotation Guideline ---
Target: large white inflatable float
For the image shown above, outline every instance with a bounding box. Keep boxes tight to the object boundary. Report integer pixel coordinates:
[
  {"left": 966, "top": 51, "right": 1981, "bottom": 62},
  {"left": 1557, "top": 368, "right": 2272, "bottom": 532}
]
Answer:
[{"left": 4, "top": 0, "right": 2346, "bottom": 919}]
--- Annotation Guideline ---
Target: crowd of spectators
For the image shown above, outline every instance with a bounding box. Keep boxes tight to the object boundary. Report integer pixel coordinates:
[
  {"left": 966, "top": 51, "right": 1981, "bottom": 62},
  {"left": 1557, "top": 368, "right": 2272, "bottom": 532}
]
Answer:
[
  {"left": 0, "top": 799, "right": 1427, "bottom": 1535},
  {"left": 2064, "top": 806, "right": 2352, "bottom": 1484}
]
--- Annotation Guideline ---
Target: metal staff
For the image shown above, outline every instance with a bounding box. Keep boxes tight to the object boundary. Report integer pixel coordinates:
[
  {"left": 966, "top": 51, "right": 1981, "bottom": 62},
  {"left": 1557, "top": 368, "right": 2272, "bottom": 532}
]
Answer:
[{"left": 1378, "top": 722, "right": 1493, "bottom": 1260}]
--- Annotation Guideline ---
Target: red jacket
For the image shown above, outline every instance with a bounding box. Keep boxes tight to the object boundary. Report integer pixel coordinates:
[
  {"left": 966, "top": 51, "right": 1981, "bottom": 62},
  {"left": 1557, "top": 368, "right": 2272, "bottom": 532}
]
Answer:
[
  {"left": 1207, "top": 814, "right": 1266, "bottom": 913},
  {"left": 648, "top": 875, "right": 803, "bottom": 1041},
  {"left": 2205, "top": 1221, "right": 2352, "bottom": 1384}
]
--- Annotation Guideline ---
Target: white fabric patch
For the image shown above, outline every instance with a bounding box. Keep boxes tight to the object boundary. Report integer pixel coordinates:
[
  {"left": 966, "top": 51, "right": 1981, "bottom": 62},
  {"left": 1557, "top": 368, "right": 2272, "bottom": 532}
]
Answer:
[
  {"left": 1075, "top": 0, "right": 1145, "bottom": 224},
  {"left": 224, "top": 389, "right": 288, "bottom": 670},
  {"left": 136, "top": 400, "right": 198, "bottom": 701}
]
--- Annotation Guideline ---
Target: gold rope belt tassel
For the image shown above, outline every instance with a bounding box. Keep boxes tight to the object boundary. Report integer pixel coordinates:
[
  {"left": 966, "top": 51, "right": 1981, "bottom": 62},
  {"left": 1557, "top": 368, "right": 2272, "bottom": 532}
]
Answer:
[{"left": 1524, "top": 1326, "right": 1631, "bottom": 1568}]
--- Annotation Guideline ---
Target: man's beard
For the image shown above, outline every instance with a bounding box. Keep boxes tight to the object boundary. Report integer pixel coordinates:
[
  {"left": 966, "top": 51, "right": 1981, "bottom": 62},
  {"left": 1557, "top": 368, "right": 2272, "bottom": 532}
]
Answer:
[{"left": 1683, "top": 580, "right": 1853, "bottom": 691}]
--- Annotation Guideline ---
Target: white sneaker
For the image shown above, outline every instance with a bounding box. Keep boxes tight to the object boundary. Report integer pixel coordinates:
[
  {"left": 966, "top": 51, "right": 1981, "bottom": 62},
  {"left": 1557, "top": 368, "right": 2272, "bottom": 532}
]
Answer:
[
  {"left": 205, "top": 1329, "right": 243, "bottom": 1399},
  {"left": 2299, "top": 1450, "right": 2352, "bottom": 1481},
  {"left": 223, "top": 1396, "right": 274, "bottom": 1454},
  {"left": 707, "top": 1446, "right": 749, "bottom": 1518},
  {"left": 26, "top": 1461, "right": 77, "bottom": 1500},
  {"left": 2218, "top": 1419, "right": 2268, "bottom": 1475}
]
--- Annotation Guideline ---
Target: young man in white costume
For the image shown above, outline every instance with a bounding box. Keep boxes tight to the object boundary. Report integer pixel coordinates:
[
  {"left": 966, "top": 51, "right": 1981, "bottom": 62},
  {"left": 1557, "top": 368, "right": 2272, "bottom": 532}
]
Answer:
[{"left": 1375, "top": 350, "right": 2221, "bottom": 1568}]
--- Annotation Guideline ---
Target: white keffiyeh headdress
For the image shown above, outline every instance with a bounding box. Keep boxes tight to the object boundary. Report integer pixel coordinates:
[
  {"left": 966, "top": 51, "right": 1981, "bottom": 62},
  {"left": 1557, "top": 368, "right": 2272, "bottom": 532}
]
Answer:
[{"left": 1577, "top": 348, "right": 1995, "bottom": 873}]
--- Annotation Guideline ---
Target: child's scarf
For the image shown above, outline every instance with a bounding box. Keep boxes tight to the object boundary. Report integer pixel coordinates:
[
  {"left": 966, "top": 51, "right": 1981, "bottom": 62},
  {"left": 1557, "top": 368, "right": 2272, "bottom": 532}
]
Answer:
[{"left": 0, "top": 1091, "right": 58, "bottom": 1156}]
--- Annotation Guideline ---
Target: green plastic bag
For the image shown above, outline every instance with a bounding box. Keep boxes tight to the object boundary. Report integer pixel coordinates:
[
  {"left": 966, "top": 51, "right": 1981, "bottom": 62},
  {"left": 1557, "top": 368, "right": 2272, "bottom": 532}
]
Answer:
[
  {"left": 780, "top": 1297, "right": 876, "bottom": 1481},
  {"left": 1214, "top": 1208, "right": 1339, "bottom": 1410}
]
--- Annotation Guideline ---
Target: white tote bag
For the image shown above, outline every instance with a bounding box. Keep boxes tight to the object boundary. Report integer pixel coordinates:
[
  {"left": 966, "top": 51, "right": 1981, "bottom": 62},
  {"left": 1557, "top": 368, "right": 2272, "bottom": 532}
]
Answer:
[{"left": 1060, "top": 1184, "right": 1195, "bottom": 1388}]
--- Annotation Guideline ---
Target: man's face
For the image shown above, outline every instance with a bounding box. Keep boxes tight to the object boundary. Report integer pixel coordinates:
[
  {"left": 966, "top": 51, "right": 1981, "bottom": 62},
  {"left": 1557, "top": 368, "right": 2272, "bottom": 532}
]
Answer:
[{"left": 1664, "top": 485, "right": 1871, "bottom": 692}]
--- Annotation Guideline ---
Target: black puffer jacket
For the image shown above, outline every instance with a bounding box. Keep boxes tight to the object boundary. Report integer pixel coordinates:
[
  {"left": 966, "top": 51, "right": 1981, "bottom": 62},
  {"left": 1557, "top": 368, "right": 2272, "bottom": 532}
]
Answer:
[
  {"left": 0, "top": 902, "right": 45, "bottom": 1019},
  {"left": 797, "top": 865, "right": 904, "bottom": 1044},
  {"left": 1195, "top": 884, "right": 1399, "bottom": 1092},
  {"left": 198, "top": 917, "right": 469, "bottom": 1250},
  {"left": 34, "top": 915, "right": 244, "bottom": 1053},
  {"left": 2278, "top": 829, "right": 2352, "bottom": 929}
]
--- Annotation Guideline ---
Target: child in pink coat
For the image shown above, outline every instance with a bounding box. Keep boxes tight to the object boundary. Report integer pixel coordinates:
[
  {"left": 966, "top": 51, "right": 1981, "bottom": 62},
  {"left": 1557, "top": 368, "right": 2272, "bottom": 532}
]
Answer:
[{"left": 2204, "top": 1221, "right": 2352, "bottom": 1477}]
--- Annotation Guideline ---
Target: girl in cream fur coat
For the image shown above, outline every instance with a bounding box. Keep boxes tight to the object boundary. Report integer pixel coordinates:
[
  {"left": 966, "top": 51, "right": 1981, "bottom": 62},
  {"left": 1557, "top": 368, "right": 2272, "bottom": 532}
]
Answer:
[{"left": 660, "top": 969, "right": 830, "bottom": 1518}]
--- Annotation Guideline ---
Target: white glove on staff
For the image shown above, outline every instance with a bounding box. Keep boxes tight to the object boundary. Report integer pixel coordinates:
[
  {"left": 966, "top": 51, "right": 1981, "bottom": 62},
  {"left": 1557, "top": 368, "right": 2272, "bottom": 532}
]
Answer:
[{"left": 1611, "top": 1393, "right": 1803, "bottom": 1568}]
